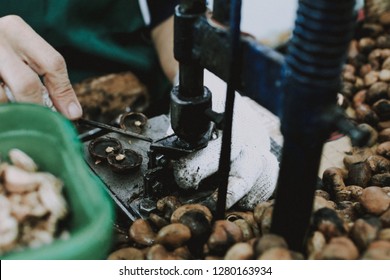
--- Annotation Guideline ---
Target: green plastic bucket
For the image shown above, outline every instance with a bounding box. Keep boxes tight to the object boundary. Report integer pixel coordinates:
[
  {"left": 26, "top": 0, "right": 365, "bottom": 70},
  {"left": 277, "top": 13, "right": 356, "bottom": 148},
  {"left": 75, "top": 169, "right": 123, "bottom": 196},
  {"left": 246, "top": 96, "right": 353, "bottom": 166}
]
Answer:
[{"left": 0, "top": 103, "right": 114, "bottom": 259}]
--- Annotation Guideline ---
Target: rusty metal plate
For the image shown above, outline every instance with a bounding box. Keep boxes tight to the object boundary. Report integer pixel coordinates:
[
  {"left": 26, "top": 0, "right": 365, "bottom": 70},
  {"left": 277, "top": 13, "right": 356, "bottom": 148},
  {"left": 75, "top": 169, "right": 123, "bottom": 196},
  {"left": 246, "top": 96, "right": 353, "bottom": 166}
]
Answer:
[{"left": 83, "top": 115, "right": 170, "bottom": 222}]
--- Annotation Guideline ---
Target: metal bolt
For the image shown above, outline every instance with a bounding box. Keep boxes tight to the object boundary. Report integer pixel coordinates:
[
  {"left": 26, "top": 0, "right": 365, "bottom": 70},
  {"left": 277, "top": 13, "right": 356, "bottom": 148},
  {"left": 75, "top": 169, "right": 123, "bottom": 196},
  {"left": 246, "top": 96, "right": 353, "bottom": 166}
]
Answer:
[{"left": 139, "top": 198, "right": 157, "bottom": 215}]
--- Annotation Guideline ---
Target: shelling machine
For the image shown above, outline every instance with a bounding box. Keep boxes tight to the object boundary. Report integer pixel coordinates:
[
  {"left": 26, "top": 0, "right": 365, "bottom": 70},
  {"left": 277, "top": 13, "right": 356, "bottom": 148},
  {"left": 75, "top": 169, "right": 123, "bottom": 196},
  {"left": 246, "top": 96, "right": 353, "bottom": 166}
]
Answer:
[{"left": 81, "top": 0, "right": 370, "bottom": 252}]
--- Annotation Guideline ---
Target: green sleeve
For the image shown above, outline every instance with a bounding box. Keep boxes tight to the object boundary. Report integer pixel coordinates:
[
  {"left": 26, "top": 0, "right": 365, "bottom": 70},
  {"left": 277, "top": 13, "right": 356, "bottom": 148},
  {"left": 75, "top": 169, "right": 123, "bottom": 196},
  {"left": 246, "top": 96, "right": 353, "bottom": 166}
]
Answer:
[{"left": 0, "top": 0, "right": 172, "bottom": 108}]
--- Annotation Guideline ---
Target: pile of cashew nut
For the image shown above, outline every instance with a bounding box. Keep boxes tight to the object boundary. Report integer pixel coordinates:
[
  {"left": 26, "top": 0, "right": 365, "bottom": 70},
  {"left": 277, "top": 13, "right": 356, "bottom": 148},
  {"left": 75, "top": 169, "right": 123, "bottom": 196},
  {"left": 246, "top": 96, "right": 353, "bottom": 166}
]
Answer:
[
  {"left": 107, "top": 189, "right": 390, "bottom": 260},
  {"left": 0, "top": 149, "right": 69, "bottom": 256}
]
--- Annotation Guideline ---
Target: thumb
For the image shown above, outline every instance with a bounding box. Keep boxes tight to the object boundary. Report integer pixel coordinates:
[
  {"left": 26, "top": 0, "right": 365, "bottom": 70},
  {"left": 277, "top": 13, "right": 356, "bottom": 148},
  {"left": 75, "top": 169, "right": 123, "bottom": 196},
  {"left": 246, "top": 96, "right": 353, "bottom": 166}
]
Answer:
[
  {"left": 234, "top": 151, "right": 279, "bottom": 210},
  {"left": 43, "top": 64, "right": 82, "bottom": 120},
  {"left": 172, "top": 130, "right": 222, "bottom": 189}
]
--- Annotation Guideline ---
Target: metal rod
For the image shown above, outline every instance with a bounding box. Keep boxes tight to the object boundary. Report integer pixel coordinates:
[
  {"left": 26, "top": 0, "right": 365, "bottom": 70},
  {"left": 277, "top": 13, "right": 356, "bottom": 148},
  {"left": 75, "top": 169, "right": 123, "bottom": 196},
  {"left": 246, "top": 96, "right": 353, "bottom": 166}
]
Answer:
[
  {"left": 212, "top": 0, "right": 231, "bottom": 25},
  {"left": 178, "top": 63, "right": 204, "bottom": 98},
  {"left": 77, "top": 118, "right": 153, "bottom": 143},
  {"left": 78, "top": 127, "right": 105, "bottom": 142},
  {"left": 180, "top": 0, "right": 206, "bottom": 14},
  {"left": 215, "top": 0, "right": 242, "bottom": 220},
  {"left": 175, "top": 1, "right": 206, "bottom": 99}
]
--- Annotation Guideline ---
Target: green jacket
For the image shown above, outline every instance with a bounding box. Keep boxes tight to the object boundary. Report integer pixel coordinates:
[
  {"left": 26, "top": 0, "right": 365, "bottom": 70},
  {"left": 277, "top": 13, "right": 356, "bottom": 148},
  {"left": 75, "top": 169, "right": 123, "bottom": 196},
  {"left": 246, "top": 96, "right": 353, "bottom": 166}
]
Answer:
[{"left": 0, "top": 0, "right": 176, "bottom": 110}]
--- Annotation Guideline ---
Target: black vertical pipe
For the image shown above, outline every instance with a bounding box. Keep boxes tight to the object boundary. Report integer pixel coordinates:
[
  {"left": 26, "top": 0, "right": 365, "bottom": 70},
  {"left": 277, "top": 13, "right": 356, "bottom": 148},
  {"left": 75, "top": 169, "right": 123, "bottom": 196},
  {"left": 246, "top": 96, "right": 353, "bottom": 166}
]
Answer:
[
  {"left": 175, "top": 0, "right": 206, "bottom": 98},
  {"left": 215, "top": 0, "right": 242, "bottom": 220},
  {"left": 171, "top": 0, "right": 212, "bottom": 144},
  {"left": 180, "top": 0, "right": 206, "bottom": 14},
  {"left": 212, "top": 0, "right": 231, "bottom": 26},
  {"left": 178, "top": 64, "right": 204, "bottom": 98},
  {"left": 270, "top": 0, "right": 357, "bottom": 252}
]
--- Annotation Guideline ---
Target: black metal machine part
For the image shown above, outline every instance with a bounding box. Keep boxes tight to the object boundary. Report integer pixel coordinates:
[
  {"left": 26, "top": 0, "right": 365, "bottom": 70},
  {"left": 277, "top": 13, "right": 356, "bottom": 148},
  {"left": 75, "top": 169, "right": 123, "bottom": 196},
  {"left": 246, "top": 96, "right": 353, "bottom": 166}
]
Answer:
[
  {"left": 82, "top": 116, "right": 171, "bottom": 223},
  {"left": 82, "top": 114, "right": 224, "bottom": 224}
]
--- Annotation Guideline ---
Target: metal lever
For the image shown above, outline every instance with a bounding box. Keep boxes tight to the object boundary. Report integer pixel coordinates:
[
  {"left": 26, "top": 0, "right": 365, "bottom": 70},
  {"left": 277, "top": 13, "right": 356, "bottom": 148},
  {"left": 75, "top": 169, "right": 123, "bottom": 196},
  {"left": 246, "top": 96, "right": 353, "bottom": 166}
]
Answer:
[
  {"left": 322, "top": 106, "right": 371, "bottom": 147},
  {"left": 334, "top": 113, "right": 370, "bottom": 148},
  {"left": 77, "top": 118, "right": 153, "bottom": 142}
]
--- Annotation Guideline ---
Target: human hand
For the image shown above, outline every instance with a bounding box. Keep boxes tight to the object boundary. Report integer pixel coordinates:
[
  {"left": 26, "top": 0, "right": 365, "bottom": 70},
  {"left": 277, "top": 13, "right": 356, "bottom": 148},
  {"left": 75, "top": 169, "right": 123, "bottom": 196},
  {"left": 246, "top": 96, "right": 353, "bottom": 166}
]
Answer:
[
  {"left": 170, "top": 72, "right": 280, "bottom": 210},
  {"left": 0, "top": 15, "right": 82, "bottom": 119}
]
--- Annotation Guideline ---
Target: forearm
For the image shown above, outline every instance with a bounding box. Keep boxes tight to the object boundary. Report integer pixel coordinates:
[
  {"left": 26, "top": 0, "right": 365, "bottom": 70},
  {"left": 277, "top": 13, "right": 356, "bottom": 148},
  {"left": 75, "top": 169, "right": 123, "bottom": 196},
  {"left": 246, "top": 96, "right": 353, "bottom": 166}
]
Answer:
[{"left": 151, "top": 16, "right": 178, "bottom": 84}]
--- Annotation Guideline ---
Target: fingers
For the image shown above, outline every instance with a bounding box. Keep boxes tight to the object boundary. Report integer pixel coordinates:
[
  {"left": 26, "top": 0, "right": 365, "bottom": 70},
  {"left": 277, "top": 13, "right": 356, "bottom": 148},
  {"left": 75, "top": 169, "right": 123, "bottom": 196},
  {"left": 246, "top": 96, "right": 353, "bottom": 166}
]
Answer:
[
  {"left": 0, "top": 49, "right": 44, "bottom": 104},
  {"left": 173, "top": 133, "right": 222, "bottom": 189},
  {"left": 232, "top": 151, "right": 279, "bottom": 210},
  {"left": 0, "top": 84, "right": 7, "bottom": 103},
  {"left": 224, "top": 147, "right": 263, "bottom": 209},
  {"left": 0, "top": 15, "right": 82, "bottom": 119}
]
